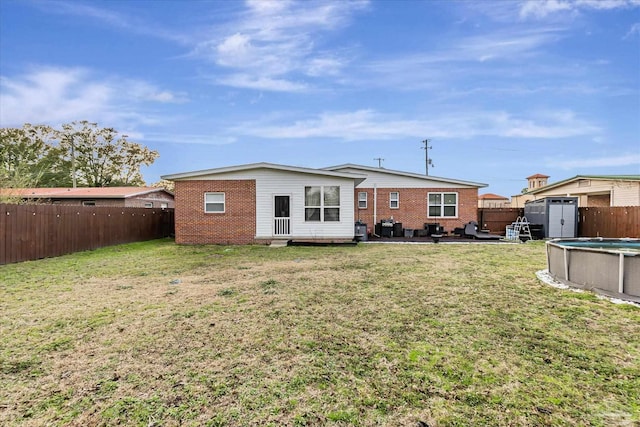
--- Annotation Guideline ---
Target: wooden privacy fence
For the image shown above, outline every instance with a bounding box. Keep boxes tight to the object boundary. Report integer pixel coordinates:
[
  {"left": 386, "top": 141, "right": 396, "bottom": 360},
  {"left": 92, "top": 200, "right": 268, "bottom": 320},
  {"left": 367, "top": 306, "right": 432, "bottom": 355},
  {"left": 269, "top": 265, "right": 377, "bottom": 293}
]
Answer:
[
  {"left": 478, "top": 208, "right": 524, "bottom": 235},
  {"left": 578, "top": 206, "right": 639, "bottom": 238},
  {"left": 0, "top": 204, "right": 174, "bottom": 265},
  {"left": 478, "top": 206, "right": 639, "bottom": 238}
]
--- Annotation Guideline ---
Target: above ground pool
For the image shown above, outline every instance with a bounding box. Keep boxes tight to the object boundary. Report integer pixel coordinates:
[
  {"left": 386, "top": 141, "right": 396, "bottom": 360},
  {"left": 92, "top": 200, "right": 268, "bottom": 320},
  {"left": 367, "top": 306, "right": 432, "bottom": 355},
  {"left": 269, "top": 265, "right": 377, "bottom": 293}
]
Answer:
[{"left": 546, "top": 238, "right": 640, "bottom": 303}]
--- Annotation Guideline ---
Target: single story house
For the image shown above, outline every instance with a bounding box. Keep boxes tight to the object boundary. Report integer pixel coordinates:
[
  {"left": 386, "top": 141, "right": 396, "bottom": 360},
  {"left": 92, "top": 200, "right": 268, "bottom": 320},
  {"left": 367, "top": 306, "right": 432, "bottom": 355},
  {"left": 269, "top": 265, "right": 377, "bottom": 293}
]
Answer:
[
  {"left": 1, "top": 187, "right": 174, "bottom": 208},
  {"left": 512, "top": 175, "right": 640, "bottom": 208},
  {"left": 478, "top": 193, "right": 511, "bottom": 208},
  {"left": 162, "top": 162, "right": 486, "bottom": 244}
]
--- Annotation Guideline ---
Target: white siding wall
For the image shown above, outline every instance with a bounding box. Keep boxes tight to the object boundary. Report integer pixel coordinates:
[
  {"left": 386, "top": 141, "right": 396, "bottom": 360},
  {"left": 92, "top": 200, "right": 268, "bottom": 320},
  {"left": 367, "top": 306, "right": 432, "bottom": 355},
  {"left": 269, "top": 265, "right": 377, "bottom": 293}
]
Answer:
[
  {"left": 180, "top": 169, "right": 356, "bottom": 238},
  {"left": 613, "top": 182, "right": 640, "bottom": 206},
  {"left": 540, "top": 179, "right": 614, "bottom": 196},
  {"left": 333, "top": 167, "right": 475, "bottom": 189},
  {"left": 256, "top": 173, "right": 355, "bottom": 239}
]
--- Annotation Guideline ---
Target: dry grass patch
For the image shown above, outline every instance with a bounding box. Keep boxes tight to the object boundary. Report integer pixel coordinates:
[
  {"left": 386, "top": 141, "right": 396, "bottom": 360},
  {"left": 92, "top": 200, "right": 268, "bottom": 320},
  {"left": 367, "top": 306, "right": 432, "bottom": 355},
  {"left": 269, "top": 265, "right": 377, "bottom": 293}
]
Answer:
[{"left": 1, "top": 239, "right": 638, "bottom": 426}]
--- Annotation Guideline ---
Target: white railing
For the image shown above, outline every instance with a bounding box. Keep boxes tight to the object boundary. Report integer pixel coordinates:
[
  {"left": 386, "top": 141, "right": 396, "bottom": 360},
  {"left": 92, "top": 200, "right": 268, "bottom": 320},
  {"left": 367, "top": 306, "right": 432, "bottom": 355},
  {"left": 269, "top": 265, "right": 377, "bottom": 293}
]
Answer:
[{"left": 274, "top": 217, "right": 290, "bottom": 235}]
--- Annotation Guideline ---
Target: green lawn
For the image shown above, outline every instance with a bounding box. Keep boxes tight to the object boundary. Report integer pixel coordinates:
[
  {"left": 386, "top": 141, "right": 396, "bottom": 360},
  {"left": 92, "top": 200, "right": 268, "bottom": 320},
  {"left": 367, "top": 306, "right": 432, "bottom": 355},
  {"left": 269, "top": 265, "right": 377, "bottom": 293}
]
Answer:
[{"left": 0, "top": 239, "right": 638, "bottom": 426}]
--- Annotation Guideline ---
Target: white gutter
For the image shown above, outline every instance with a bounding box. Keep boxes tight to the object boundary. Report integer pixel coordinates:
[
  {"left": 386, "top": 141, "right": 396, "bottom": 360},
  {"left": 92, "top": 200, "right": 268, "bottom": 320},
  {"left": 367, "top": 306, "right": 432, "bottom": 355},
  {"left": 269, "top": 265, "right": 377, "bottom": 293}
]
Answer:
[{"left": 373, "top": 183, "right": 379, "bottom": 237}]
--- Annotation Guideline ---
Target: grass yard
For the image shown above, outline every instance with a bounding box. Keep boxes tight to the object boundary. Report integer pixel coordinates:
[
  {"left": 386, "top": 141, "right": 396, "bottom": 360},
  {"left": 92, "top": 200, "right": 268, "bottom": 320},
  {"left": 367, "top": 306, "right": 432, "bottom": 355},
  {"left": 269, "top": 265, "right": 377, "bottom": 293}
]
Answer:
[{"left": 0, "top": 239, "right": 638, "bottom": 426}]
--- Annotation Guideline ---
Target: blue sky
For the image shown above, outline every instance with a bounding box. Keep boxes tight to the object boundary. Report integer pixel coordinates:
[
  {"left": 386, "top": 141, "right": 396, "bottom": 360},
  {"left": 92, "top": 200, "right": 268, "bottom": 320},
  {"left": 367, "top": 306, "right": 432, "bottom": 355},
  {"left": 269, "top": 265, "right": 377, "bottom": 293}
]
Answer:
[{"left": 1, "top": 0, "right": 639, "bottom": 197}]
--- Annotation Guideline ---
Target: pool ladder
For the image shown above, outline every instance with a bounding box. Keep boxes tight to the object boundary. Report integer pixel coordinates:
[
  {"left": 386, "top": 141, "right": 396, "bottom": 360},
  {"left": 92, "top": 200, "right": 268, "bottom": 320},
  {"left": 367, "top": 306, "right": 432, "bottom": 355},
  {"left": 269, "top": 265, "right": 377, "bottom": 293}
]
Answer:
[{"left": 513, "top": 216, "right": 533, "bottom": 241}]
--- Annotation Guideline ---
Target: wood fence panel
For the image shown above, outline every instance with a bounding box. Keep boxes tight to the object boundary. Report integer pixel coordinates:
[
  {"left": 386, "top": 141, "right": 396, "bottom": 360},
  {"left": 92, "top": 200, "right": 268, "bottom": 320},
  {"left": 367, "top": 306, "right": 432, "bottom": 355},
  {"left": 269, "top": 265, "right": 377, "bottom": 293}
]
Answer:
[
  {"left": 477, "top": 208, "right": 524, "bottom": 235},
  {"left": 0, "top": 204, "right": 174, "bottom": 265},
  {"left": 39, "top": 207, "right": 47, "bottom": 257},
  {"left": 579, "top": 206, "right": 640, "bottom": 238},
  {"left": 17, "top": 204, "right": 27, "bottom": 264},
  {"left": 8, "top": 206, "right": 14, "bottom": 262},
  {"left": 34, "top": 205, "right": 44, "bottom": 260},
  {"left": 0, "top": 204, "right": 5, "bottom": 265}
]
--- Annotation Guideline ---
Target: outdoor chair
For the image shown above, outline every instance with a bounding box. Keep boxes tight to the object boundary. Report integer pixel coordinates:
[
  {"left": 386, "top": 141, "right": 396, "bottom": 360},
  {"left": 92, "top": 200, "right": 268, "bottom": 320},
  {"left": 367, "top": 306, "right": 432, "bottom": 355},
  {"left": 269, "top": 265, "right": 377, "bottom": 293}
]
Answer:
[{"left": 463, "top": 221, "right": 501, "bottom": 240}]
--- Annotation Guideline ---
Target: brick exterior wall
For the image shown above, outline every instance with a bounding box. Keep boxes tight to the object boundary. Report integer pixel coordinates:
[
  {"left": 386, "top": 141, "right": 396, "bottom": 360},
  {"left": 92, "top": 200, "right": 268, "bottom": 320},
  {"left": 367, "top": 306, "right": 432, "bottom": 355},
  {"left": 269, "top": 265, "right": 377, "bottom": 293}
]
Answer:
[
  {"left": 174, "top": 179, "right": 256, "bottom": 244},
  {"left": 354, "top": 187, "right": 478, "bottom": 233}
]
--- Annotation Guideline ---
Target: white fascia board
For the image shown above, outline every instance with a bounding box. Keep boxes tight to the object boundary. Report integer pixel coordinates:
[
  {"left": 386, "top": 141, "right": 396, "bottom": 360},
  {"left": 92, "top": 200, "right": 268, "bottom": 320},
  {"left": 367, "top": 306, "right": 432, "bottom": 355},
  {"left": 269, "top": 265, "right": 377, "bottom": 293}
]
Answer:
[
  {"left": 162, "top": 162, "right": 367, "bottom": 183},
  {"left": 324, "top": 163, "right": 487, "bottom": 188}
]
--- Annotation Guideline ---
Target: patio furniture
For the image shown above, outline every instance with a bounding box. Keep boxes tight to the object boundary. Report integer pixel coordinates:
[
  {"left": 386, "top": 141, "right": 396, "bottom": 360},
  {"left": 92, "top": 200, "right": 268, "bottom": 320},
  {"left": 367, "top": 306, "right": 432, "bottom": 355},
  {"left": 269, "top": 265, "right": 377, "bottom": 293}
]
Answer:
[{"left": 463, "top": 221, "right": 501, "bottom": 240}]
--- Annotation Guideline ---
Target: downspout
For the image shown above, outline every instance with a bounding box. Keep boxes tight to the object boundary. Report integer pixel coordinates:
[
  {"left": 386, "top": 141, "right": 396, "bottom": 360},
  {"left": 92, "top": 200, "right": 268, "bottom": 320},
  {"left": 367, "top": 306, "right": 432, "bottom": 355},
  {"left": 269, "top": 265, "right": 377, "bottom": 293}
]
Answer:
[{"left": 373, "top": 183, "right": 379, "bottom": 237}]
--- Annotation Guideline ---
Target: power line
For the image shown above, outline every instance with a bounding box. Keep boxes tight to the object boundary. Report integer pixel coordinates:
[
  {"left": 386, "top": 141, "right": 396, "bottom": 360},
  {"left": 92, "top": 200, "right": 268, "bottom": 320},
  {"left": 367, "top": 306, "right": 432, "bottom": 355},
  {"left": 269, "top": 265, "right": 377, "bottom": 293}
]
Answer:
[{"left": 374, "top": 157, "right": 384, "bottom": 168}]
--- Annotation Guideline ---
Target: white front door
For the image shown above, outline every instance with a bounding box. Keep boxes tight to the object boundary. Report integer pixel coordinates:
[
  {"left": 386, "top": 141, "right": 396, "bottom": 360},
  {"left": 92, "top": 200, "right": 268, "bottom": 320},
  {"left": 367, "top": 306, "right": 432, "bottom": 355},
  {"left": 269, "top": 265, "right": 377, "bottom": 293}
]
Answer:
[{"left": 273, "top": 195, "right": 291, "bottom": 236}]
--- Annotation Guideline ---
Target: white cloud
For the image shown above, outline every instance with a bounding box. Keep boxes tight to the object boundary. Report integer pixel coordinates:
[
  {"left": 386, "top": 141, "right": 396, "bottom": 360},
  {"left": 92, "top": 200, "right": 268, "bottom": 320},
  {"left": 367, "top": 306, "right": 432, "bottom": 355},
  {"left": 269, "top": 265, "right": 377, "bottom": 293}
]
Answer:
[
  {"left": 546, "top": 153, "right": 640, "bottom": 169},
  {"left": 36, "top": 1, "right": 190, "bottom": 44},
  {"left": 229, "top": 109, "right": 600, "bottom": 141},
  {"left": 0, "top": 66, "right": 186, "bottom": 128},
  {"left": 520, "top": 0, "right": 573, "bottom": 19},
  {"left": 192, "top": 0, "right": 369, "bottom": 91},
  {"left": 124, "top": 81, "right": 189, "bottom": 103},
  {"left": 624, "top": 22, "right": 640, "bottom": 38},
  {"left": 486, "top": 110, "right": 600, "bottom": 138},
  {"left": 232, "top": 110, "right": 424, "bottom": 140},
  {"left": 519, "top": 0, "right": 640, "bottom": 20},
  {"left": 457, "top": 28, "right": 563, "bottom": 61},
  {"left": 216, "top": 74, "right": 308, "bottom": 92},
  {"left": 575, "top": 0, "right": 640, "bottom": 10},
  {"left": 306, "top": 56, "right": 345, "bottom": 77},
  {"left": 216, "top": 33, "right": 256, "bottom": 68},
  {"left": 143, "top": 132, "right": 237, "bottom": 145},
  {"left": 348, "top": 27, "right": 565, "bottom": 92},
  {"left": 245, "top": 0, "right": 292, "bottom": 15}
]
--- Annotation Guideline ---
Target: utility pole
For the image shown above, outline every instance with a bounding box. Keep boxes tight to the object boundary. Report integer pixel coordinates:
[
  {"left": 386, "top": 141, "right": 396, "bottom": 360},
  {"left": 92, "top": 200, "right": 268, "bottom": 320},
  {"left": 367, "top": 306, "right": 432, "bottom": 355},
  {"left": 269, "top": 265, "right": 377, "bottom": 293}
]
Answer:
[
  {"left": 374, "top": 157, "right": 384, "bottom": 168},
  {"left": 421, "top": 139, "right": 434, "bottom": 175}
]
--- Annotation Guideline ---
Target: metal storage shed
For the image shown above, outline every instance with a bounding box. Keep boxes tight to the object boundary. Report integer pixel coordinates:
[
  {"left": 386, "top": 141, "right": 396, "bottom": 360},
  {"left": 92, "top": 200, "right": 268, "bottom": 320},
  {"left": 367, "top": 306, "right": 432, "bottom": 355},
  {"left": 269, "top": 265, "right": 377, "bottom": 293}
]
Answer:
[{"left": 524, "top": 197, "right": 578, "bottom": 238}]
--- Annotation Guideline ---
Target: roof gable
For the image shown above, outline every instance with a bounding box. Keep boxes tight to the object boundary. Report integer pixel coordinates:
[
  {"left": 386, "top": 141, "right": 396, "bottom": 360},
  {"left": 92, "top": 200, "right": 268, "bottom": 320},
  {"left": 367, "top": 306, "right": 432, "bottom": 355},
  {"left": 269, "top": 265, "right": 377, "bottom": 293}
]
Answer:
[
  {"left": 530, "top": 175, "right": 640, "bottom": 194},
  {"left": 161, "top": 162, "right": 367, "bottom": 184}
]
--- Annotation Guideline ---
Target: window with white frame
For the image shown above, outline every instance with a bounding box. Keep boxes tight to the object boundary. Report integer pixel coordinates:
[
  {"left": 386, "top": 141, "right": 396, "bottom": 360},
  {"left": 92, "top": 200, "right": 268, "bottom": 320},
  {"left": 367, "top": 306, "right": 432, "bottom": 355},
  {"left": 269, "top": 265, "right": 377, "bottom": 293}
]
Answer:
[
  {"left": 305, "top": 186, "right": 340, "bottom": 222},
  {"left": 305, "top": 186, "right": 321, "bottom": 221},
  {"left": 358, "top": 191, "right": 367, "bottom": 209},
  {"left": 144, "top": 202, "right": 153, "bottom": 208},
  {"left": 428, "top": 192, "right": 458, "bottom": 217},
  {"left": 204, "top": 192, "right": 225, "bottom": 213},
  {"left": 324, "top": 186, "right": 340, "bottom": 221},
  {"left": 82, "top": 200, "right": 96, "bottom": 206},
  {"left": 390, "top": 192, "right": 399, "bottom": 209}
]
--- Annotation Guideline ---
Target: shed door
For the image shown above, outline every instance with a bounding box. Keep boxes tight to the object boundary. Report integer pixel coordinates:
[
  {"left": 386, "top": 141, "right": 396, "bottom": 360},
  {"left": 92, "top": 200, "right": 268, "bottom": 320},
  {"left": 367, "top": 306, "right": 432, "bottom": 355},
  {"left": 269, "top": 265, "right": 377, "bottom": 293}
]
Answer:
[
  {"left": 548, "top": 204, "right": 563, "bottom": 238},
  {"left": 274, "top": 195, "right": 291, "bottom": 236},
  {"left": 561, "top": 203, "right": 576, "bottom": 238},
  {"left": 549, "top": 201, "right": 576, "bottom": 238}
]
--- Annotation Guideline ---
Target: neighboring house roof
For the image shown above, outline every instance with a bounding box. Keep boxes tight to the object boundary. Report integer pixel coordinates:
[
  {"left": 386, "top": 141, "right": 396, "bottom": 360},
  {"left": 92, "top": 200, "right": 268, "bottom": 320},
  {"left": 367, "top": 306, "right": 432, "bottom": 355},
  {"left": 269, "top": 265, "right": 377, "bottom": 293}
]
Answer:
[
  {"left": 0, "top": 187, "right": 173, "bottom": 199},
  {"left": 479, "top": 193, "right": 509, "bottom": 200},
  {"left": 527, "top": 173, "right": 550, "bottom": 179},
  {"left": 323, "top": 163, "right": 487, "bottom": 188},
  {"left": 528, "top": 175, "right": 640, "bottom": 194},
  {"left": 161, "top": 162, "right": 368, "bottom": 184}
]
